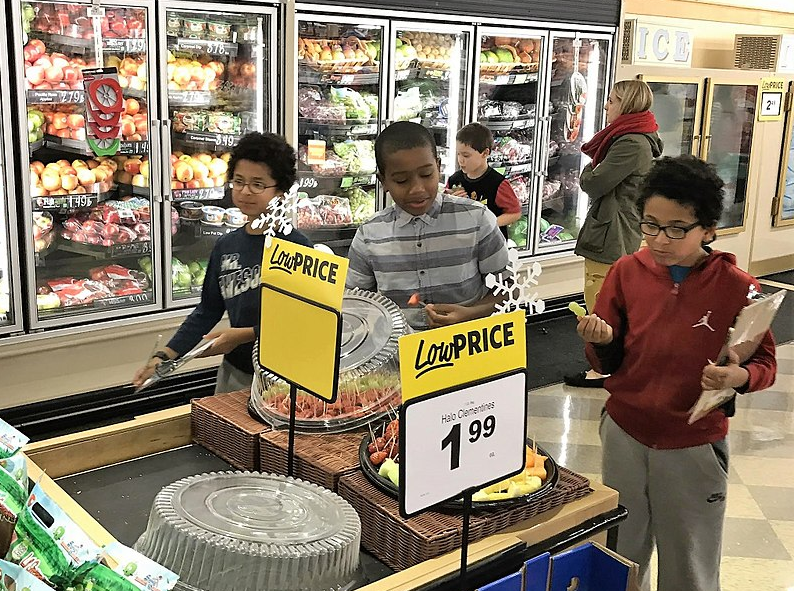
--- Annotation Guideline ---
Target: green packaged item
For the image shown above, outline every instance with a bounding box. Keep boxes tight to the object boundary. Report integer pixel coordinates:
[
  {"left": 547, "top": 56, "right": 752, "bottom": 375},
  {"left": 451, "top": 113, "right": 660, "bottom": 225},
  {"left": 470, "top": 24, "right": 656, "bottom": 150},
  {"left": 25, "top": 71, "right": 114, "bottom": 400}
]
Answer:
[
  {"left": 0, "top": 558, "right": 55, "bottom": 591},
  {"left": 6, "top": 484, "right": 101, "bottom": 588},
  {"left": 329, "top": 87, "right": 371, "bottom": 122},
  {"left": 0, "top": 419, "right": 29, "bottom": 460},
  {"left": 0, "top": 453, "right": 28, "bottom": 517},
  {"left": 508, "top": 217, "right": 528, "bottom": 247},
  {"left": 101, "top": 542, "right": 178, "bottom": 591}
]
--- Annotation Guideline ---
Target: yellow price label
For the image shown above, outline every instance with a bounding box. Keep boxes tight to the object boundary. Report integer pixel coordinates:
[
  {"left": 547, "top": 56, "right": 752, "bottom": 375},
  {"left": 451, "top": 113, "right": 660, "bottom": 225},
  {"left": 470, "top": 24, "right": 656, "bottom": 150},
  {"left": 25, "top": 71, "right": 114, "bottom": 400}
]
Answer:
[
  {"left": 398, "top": 310, "right": 526, "bottom": 401},
  {"left": 260, "top": 238, "right": 347, "bottom": 311}
]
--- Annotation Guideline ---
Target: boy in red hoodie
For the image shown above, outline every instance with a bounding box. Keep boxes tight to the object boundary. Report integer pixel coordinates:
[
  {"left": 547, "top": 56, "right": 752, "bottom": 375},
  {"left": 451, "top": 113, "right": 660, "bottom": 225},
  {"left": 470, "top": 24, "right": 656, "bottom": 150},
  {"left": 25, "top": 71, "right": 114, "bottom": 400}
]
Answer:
[{"left": 575, "top": 156, "right": 776, "bottom": 591}]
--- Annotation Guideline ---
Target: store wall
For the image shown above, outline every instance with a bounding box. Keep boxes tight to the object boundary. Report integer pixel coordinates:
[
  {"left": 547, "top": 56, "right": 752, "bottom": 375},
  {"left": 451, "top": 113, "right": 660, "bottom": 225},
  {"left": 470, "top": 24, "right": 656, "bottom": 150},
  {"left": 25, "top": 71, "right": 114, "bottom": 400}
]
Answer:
[{"left": 620, "top": 4, "right": 794, "bottom": 275}]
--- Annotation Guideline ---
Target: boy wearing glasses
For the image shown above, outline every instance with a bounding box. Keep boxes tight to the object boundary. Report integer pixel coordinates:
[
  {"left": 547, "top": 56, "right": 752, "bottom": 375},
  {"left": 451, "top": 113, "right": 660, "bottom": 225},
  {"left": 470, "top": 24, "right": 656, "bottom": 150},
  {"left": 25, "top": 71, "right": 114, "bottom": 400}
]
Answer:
[
  {"left": 574, "top": 156, "right": 776, "bottom": 591},
  {"left": 133, "top": 132, "right": 312, "bottom": 394}
]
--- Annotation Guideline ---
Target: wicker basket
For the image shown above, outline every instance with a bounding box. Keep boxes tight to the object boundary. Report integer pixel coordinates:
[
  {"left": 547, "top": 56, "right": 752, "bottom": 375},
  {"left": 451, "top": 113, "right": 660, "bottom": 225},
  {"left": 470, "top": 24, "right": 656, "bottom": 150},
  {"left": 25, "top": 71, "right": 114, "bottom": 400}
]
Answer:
[
  {"left": 299, "top": 37, "right": 374, "bottom": 72},
  {"left": 259, "top": 429, "right": 364, "bottom": 491},
  {"left": 337, "top": 467, "right": 592, "bottom": 571},
  {"left": 416, "top": 58, "right": 450, "bottom": 71},
  {"left": 191, "top": 389, "right": 270, "bottom": 471}
]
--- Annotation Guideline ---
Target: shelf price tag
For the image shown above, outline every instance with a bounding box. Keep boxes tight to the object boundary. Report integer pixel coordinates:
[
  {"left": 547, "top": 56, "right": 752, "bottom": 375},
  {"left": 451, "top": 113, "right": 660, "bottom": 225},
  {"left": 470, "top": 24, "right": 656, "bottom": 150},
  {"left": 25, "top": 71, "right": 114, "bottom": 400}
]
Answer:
[
  {"left": 306, "top": 139, "right": 327, "bottom": 165},
  {"left": 758, "top": 77, "right": 785, "bottom": 121},
  {"left": 110, "top": 242, "right": 151, "bottom": 257},
  {"left": 94, "top": 292, "right": 152, "bottom": 309},
  {"left": 397, "top": 310, "right": 527, "bottom": 517},
  {"left": 258, "top": 238, "right": 349, "bottom": 402}
]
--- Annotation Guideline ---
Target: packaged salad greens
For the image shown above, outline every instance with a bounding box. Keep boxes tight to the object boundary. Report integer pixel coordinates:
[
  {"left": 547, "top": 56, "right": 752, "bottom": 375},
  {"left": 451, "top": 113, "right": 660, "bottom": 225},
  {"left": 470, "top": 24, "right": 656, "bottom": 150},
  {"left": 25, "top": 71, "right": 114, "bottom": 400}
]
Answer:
[{"left": 6, "top": 484, "right": 101, "bottom": 588}]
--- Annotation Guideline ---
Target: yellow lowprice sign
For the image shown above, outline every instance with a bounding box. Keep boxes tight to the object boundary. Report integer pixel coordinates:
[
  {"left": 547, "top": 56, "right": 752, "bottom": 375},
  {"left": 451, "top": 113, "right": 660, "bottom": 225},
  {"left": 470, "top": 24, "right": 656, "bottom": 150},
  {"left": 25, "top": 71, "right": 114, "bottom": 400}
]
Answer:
[
  {"left": 398, "top": 310, "right": 526, "bottom": 401},
  {"left": 260, "top": 238, "right": 347, "bottom": 310},
  {"left": 258, "top": 238, "right": 348, "bottom": 401},
  {"left": 758, "top": 77, "right": 786, "bottom": 122}
]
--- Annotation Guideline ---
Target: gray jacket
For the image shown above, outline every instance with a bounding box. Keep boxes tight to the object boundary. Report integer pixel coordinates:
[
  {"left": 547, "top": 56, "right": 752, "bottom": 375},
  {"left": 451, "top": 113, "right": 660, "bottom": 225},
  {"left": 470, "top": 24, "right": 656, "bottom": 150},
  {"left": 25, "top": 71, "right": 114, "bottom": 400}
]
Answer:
[{"left": 574, "top": 132, "right": 664, "bottom": 264}]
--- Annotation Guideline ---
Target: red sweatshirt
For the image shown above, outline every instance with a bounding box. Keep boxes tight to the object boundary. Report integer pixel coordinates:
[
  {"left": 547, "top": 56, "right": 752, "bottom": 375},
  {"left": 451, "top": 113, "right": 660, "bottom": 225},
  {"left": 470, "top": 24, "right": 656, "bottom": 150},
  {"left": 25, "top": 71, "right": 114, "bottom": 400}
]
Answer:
[{"left": 586, "top": 248, "right": 777, "bottom": 449}]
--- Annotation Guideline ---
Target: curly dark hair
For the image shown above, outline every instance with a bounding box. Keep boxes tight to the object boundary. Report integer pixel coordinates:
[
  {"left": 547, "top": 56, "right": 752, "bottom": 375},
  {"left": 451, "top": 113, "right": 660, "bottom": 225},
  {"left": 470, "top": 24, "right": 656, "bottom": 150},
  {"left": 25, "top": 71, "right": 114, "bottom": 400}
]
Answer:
[
  {"left": 228, "top": 132, "right": 296, "bottom": 192},
  {"left": 638, "top": 155, "right": 725, "bottom": 228},
  {"left": 375, "top": 121, "right": 437, "bottom": 174}
]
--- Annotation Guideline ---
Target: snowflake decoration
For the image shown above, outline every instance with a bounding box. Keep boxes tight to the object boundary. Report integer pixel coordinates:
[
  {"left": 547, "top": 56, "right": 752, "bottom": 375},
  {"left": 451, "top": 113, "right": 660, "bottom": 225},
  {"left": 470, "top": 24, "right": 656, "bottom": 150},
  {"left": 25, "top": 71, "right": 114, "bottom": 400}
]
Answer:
[
  {"left": 486, "top": 248, "right": 545, "bottom": 316},
  {"left": 251, "top": 184, "right": 298, "bottom": 248}
]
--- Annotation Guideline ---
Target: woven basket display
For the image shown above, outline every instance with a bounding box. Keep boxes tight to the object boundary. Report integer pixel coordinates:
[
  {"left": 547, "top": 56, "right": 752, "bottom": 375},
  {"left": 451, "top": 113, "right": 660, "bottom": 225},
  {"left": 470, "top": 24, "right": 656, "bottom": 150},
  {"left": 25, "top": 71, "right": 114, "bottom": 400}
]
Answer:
[
  {"left": 191, "top": 389, "right": 269, "bottom": 470},
  {"left": 260, "top": 430, "right": 364, "bottom": 491},
  {"left": 337, "top": 467, "right": 591, "bottom": 571}
]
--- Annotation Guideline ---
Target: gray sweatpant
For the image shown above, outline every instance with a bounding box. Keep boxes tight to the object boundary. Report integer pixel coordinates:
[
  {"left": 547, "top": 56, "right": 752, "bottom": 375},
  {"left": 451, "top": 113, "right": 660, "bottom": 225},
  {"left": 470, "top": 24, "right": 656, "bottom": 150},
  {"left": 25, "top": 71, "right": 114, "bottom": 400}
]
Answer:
[{"left": 600, "top": 412, "right": 728, "bottom": 591}]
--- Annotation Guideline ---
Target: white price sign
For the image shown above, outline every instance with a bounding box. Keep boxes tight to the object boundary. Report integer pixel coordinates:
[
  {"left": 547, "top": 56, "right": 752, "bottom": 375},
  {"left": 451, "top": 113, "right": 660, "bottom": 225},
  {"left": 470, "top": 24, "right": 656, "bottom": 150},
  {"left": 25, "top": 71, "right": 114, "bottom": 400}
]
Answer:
[{"left": 399, "top": 370, "right": 527, "bottom": 517}]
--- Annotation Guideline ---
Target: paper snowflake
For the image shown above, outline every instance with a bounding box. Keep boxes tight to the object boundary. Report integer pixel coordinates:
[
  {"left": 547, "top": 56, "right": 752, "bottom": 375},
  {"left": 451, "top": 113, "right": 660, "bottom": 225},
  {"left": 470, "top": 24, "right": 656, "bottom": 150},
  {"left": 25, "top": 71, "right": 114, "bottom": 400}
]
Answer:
[
  {"left": 486, "top": 248, "right": 545, "bottom": 316},
  {"left": 251, "top": 185, "right": 298, "bottom": 248}
]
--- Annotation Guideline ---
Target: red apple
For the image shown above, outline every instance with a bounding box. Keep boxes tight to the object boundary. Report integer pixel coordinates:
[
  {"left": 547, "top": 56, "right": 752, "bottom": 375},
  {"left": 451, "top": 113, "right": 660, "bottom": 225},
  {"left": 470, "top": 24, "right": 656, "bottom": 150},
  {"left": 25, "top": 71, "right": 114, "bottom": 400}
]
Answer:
[
  {"left": 123, "top": 158, "right": 142, "bottom": 174},
  {"left": 67, "top": 114, "right": 84, "bottom": 129},
  {"left": 62, "top": 66, "right": 79, "bottom": 84}
]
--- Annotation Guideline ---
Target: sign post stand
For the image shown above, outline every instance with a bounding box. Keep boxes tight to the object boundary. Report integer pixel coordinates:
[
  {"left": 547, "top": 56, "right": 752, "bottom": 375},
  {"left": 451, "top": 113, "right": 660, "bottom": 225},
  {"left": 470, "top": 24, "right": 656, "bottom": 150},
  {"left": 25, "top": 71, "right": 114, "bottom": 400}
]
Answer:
[
  {"left": 397, "top": 310, "right": 528, "bottom": 591},
  {"left": 287, "top": 384, "right": 298, "bottom": 476}
]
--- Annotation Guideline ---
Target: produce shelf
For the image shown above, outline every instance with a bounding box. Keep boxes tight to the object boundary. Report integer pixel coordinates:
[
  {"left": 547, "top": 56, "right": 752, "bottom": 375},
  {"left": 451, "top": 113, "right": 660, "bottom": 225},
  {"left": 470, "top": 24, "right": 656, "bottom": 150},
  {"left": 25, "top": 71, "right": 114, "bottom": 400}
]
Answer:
[
  {"left": 27, "top": 89, "right": 85, "bottom": 105},
  {"left": 116, "top": 183, "right": 150, "bottom": 197},
  {"left": 33, "top": 189, "right": 115, "bottom": 213},
  {"left": 297, "top": 119, "right": 378, "bottom": 137},
  {"left": 297, "top": 173, "right": 376, "bottom": 189},
  {"left": 173, "top": 130, "right": 240, "bottom": 149},
  {"left": 35, "top": 32, "right": 93, "bottom": 50},
  {"left": 43, "top": 135, "right": 95, "bottom": 156},
  {"left": 29, "top": 139, "right": 44, "bottom": 154},
  {"left": 118, "top": 140, "right": 149, "bottom": 155},
  {"left": 480, "top": 72, "right": 539, "bottom": 86},
  {"left": 172, "top": 186, "right": 226, "bottom": 201},
  {"left": 394, "top": 68, "right": 418, "bottom": 82},
  {"left": 298, "top": 69, "right": 380, "bottom": 86},
  {"left": 480, "top": 117, "right": 535, "bottom": 131},
  {"left": 102, "top": 37, "right": 148, "bottom": 53},
  {"left": 492, "top": 161, "right": 534, "bottom": 176},
  {"left": 168, "top": 90, "right": 219, "bottom": 107},
  {"left": 169, "top": 37, "right": 238, "bottom": 58},
  {"left": 123, "top": 88, "right": 148, "bottom": 100},
  {"left": 58, "top": 239, "right": 152, "bottom": 259}
]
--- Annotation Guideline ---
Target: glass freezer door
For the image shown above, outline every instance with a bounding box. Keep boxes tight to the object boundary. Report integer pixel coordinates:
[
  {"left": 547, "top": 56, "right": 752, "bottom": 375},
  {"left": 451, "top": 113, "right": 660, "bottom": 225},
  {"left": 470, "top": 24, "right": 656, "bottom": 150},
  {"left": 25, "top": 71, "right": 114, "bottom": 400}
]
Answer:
[
  {"left": 642, "top": 77, "right": 705, "bottom": 158},
  {"left": 774, "top": 81, "right": 794, "bottom": 227},
  {"left": 295, "top": 16, "right": 387, "bottom": 254},
  {"left": 159, "top": 3, "right": 277, "bottom": 306},
  {"left": 701, "top": 79, "right": 757, "bottom": 233},
  {"left": 537, "top": 34, "right": 611, "bottom": 254},
  {"left": 474, "top": 28, "right": 547, "bottom": 252},
  {"left": 14, "top": 0, "right": 161, "bottom": 329},
  {"left": 390, "top": 22, "right": 473, "bottom": 183}
]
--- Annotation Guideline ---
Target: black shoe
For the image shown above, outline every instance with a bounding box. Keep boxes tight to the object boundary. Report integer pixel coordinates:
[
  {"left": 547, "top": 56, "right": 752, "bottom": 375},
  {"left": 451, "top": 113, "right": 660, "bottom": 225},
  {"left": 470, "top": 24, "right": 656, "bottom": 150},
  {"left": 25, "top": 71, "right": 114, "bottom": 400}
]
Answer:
[{"left": 563, "top": 371, "right": 606, "bottom": 388}]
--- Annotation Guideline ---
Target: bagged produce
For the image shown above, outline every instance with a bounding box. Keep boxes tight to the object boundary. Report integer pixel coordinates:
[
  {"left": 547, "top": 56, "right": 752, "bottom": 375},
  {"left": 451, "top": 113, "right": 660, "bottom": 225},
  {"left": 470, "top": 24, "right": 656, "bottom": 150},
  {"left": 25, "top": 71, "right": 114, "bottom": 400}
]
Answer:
[
  {"left": 295, "top": 197, "right": 323, "bottom": 229},
  {"left": 508, "top": 217, "right": 528, "bottom": 247},
  {"left": 171, "top": 259, "right": 193, "bottom": 292},
  {"left": 0, "top": 419, "right": 29, "bottom": 461},
  {"left": 7, "top": 483, "right": 102, "bottom": 588},
  {"left": 0, "top": 559, "right": 55, "bottom": 591},
  {"left": 316, "top": 196, "right": 353, "bottom": 226},
  {"left": 342, "top": 187, "right": 375, "bottom": 223},
  {"left": 329, "top": 87, "right": 371, "bottom": 122},
  {"left": 394, "top": 87, "right": 422, "bottom": 121},
  {"left": 333, "top": 140, "right": 375, "bottom": 175}
]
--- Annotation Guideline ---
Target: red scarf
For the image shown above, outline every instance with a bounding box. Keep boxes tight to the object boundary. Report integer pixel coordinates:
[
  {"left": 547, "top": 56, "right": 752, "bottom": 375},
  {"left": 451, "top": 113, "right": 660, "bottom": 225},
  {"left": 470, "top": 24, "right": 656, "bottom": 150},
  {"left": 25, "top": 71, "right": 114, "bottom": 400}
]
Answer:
[{"left": 581, "top": 111, "right": 658, "bottom": 166}]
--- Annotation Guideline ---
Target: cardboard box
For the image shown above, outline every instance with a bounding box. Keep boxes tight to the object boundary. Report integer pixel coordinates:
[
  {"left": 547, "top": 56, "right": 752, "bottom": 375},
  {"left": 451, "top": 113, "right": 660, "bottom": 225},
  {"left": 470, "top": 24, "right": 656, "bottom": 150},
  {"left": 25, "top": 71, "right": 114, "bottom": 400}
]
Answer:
[{"left": 549, "top": 542, "right": 640, "bottom": 591}]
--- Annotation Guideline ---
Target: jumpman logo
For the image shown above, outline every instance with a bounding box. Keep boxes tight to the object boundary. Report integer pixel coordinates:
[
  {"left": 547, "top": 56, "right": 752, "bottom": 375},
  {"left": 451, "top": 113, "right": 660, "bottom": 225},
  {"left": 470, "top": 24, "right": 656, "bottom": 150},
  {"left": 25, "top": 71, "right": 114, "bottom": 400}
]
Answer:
[{"left": 692, "top": 311, "right": 715, "bottom": 331}]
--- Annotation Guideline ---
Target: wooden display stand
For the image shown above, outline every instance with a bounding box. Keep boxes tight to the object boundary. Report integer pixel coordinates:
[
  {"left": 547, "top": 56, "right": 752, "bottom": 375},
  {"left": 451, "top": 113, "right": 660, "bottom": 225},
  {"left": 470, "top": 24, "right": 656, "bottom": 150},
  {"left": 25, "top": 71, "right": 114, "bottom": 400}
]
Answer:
[{"left": 21, "top": 403, "right": 620, "bottom": 591}]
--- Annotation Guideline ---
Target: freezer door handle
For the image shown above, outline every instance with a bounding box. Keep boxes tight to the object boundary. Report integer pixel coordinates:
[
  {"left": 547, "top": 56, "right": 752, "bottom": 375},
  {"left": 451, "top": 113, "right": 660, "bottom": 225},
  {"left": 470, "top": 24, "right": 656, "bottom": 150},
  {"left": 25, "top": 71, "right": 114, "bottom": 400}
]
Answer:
[
  {"left": 151, "top": 118, "right": 162, "bottom": 203},
  {"left": 162, "top": 119, "right": 173, "bottom": 201}
]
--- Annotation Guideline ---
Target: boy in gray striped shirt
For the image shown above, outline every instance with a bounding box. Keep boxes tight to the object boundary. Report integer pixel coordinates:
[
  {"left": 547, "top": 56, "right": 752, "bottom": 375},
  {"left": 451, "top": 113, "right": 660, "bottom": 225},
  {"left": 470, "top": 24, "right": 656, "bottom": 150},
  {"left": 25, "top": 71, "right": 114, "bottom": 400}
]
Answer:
[{"left": 346, "top": 122, "right": 509, "bottom": 330}]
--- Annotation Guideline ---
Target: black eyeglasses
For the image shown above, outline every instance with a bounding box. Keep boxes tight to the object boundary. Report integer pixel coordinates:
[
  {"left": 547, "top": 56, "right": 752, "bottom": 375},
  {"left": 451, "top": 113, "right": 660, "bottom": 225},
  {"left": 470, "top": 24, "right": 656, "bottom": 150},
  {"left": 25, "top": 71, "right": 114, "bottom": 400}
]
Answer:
[
  {"left": 228, "top": 180, "right": 278, "bottom": 195},
  {"left": 640, "top": 220, "right": 700, "bottom": 240}
]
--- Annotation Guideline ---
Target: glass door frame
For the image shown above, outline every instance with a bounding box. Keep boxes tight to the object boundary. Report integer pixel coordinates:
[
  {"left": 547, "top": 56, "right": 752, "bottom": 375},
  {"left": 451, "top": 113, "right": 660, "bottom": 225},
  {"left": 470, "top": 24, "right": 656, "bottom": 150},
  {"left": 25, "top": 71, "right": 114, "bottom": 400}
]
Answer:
[
  {"left": 0, "top": 3, "right": 25, "bottom": 335},
  {"left": 10, "top": 0, "right": 164, "bottom": 330},
  {"left": 472, "top": 25, "right": 550, "bottom": 255},
  {"left": 159, "top": 0, "right": 280, "bottom": 309},
  {"left": 637, "top": 74, "right": 706, "bottom": 157},
  {"left": 533, "top": 31, "right": 614, "bottom": 256},
  {"left": 387, "top": 19, "right": 475, "bottom": 185},
  {"left": 701, "top": 77, "right": 759, "bottom": 237},
  {"left": 774, "top": 81, "right": 794, "bottom": 228}
]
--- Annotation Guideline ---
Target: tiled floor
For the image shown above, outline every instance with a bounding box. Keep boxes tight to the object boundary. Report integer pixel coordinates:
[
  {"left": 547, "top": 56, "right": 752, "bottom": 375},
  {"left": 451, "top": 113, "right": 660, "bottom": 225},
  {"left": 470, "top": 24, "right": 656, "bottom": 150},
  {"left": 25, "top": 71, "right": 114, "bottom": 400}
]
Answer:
[{"left": 530, "top": 341, "right": 794, "bottom": 591}]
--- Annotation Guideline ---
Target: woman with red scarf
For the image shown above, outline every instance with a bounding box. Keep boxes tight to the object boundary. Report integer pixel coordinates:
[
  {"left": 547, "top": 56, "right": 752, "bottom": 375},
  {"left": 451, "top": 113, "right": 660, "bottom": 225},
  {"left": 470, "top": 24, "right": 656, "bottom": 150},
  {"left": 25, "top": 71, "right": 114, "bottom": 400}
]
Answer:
[{"left": 565, "top": 79, "right": 664, "bottom": 388}]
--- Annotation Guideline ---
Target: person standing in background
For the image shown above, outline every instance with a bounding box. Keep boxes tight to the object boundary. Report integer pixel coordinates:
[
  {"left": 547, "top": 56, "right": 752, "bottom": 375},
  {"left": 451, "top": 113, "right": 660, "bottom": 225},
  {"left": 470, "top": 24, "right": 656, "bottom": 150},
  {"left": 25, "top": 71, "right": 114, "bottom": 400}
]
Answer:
[{"left": 565, "top": 79, "right": 663, "bottom": 388}]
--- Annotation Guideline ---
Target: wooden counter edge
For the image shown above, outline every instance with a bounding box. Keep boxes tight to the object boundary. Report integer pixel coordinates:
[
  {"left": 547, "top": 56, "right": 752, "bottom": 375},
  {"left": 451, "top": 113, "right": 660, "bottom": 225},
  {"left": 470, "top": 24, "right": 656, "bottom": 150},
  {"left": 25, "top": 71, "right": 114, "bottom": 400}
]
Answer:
[{"left": 23, "top": 405, "right": 192, "bottom": 478}]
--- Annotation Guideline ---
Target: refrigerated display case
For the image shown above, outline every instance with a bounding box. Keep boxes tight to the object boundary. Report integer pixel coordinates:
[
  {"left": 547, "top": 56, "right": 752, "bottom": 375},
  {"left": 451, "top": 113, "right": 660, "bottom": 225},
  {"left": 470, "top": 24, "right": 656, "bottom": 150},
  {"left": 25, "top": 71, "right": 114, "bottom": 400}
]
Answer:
[
  {"left": 642, "top": 77, "right": 704, "bottom": 158},
  {"left": 701, "top": 79, "right": 757, "bottom": 233},
  {"left": 0, "top": 8, "right": 25, "bottom": 335},
  {"left": 294, "top": 16, "right": 386, "bottom": 253},
  {"left": 534, "top": 34, "right": 611, "bottom": 254},
  {"left": 473, "top": 28, "right": 547, "bottom": 250},
  {"left": 775, "top": 80, "right": 794, "bottom": 227},
  {"left": 158, "top": 3, "right": 277, "bottom": 306},
  {"left": 12, "top": 0, "right": 163, "bottom": 329},
  {"left": 389, "top": 23, "right": 473, "bottom": 182}
]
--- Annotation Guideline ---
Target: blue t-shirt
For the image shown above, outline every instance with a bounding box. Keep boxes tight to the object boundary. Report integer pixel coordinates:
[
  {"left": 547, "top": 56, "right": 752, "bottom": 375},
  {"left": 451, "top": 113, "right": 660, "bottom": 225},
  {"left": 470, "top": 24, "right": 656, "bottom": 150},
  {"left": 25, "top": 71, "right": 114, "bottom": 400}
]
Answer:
[
  {"left": 167, "top": 227, "right": 312, "bottom": 374},
  {"left": 669, "top": 264, "right": 692, "bottom": 284}
]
